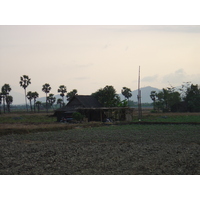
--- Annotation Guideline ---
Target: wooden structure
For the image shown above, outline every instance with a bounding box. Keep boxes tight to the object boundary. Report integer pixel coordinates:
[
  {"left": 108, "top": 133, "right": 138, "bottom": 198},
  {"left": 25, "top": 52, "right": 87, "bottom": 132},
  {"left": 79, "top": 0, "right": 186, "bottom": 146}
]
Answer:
[{"left": 54, "top": 95, "right": 134, "bottom": 122}]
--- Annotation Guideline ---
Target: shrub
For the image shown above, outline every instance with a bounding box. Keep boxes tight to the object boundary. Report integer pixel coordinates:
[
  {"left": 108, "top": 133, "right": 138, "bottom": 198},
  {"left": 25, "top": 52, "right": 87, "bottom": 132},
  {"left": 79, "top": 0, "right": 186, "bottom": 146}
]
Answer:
[{"left": 72, "top": 112, "right": 83, "bottom": 122}]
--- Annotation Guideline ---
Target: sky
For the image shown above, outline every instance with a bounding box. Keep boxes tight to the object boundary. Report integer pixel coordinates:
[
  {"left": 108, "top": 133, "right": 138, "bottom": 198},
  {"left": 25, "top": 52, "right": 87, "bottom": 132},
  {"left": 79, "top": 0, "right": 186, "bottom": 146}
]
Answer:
[{"left": 1, "top": 25, "right": 200, "bottom": 104}]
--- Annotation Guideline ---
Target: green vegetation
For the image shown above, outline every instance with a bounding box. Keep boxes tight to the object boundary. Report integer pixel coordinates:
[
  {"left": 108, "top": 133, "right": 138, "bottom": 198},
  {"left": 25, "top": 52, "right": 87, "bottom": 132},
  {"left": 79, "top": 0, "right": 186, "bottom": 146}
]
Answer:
[
  {"left": 58, "top": 85, "right": 67, "bottom": 105},
  {"left": 92, "top": 85, "right": 121, "bottom": 107},
  {"left": 72, "top": 112, "right": 83, "bottom": 122},
  {"left": 150, "top": 82, "right": 200, "bottom": 112},
  {"left": 1, "top": 84, "right": 12, "bottom": 113},
  {"left": 67, "top": 89, "right": 78, "bottom": 101},
  {"left": 0, "top": 113, "right": 56, "bottom": 124}
]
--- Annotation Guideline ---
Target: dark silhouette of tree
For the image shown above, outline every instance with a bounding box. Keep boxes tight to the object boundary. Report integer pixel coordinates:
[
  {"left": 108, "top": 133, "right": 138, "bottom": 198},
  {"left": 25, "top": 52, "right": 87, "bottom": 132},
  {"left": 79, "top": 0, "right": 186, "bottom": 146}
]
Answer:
[
  {"left": 150, "top": 91, "right": 157, "bottom": 111},
  {"left": 26, "top": 91, "right": 34, "bottom": 112},
  {"left": 121, "top": 87, "right": 132, "bottom": 106},
  {"left": 42, "top": 83, "right": 51, "bottom": 112},
  {"left": 6, "top": 95, "right": 13, "bottom": 112},
  {"left": 58, "top": 85, "right": 67, "bottom": 106},
  {"left": 66, "top": 89, "right": 78, "bottom": 101},
  {"left": 57, "top": 98, "right": 63, "bottom": 108},
  {"left": 35, "top": 101, "right": 42, "bottom": 113},
  {"left": 150, "top": 87, "right": 181, "bottom": 112},
  {"left": 184, "top": 84, "right": 200, "bottom": 112},
  {"left": 47, "top": 93, "right": 56, "bottom": 110},
  {"left": 1, "top": 84, "right": 11, "bottom": 113},
  {"left": 92, "top": 85, "right": 120, "bottom": 107},
  {"left": 32, "top": 92, "right": 39, "bottom": 112},
  {"left": 19, "top": 75, "right": 31, "bottom": 112},
  {"left": 0, "top": 93, "right": 2, "bottom": 114}
]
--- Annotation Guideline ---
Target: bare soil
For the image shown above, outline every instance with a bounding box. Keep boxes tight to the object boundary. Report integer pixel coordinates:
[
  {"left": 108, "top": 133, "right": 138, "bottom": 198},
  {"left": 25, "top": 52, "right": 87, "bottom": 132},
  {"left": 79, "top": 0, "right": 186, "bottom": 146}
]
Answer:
[{"left": 0, "top": 124, "right": 200, "bottom": 175}]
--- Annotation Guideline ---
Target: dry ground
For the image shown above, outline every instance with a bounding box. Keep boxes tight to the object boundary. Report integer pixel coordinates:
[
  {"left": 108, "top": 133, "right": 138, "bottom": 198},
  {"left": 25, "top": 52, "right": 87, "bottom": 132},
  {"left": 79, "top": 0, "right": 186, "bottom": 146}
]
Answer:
[{"left": 1, "top": 124, "right": 200, "bottom": 175}]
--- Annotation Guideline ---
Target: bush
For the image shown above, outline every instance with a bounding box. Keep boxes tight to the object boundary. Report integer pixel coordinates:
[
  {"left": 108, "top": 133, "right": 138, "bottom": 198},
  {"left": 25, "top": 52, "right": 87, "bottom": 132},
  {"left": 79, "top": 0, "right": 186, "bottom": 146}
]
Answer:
[{"left": 72, "top": 112, "right": 83, "bottom": 122}]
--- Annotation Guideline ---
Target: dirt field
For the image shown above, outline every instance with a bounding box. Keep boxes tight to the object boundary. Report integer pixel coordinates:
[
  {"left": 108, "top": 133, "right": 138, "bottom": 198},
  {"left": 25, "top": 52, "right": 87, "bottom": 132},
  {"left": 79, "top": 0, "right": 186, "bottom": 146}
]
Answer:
[{"left": 0, "top": 124, "right": 200, "bottom": 175}]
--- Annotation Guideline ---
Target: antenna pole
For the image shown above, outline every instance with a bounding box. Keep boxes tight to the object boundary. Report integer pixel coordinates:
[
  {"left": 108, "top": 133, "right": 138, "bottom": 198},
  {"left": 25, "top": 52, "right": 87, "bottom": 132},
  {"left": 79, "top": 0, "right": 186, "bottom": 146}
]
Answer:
[{"left": 137, "top": 66, "right": 142, "bottom": 121}]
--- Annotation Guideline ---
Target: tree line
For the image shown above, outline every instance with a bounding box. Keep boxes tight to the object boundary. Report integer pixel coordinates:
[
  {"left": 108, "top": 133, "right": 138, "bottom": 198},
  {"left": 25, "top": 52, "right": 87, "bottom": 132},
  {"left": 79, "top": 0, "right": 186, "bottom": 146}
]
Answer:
[
  {"left": 150, "top": 82, "right": 200, "bottom": 112},
  {"left": 0, "top": 75, "right": 79, "bottom": 113},
  {"left": 0, "top": 75, "right": 133, "bottom": 113}
]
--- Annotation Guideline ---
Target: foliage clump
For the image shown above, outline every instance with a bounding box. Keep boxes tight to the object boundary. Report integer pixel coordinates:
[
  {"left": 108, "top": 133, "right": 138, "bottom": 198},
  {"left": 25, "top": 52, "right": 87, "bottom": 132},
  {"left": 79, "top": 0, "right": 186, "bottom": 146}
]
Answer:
[
  {"left": 72, "top": 112, "right": 83, "bottom": 122},
  {"left": 150, "top": 82, "right": 200, "bottom": 112}
]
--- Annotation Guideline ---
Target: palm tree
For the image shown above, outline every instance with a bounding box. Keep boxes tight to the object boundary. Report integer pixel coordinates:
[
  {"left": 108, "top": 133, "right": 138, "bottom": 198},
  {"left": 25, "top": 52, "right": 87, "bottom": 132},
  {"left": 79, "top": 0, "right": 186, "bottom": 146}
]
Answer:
[
  {"left": 66, "top": 89, "right": 78, "bottom": 101},
  {"left": 27, "top": 91, "right": 34, "bottom": 112},
  {"left": 32, "top": 92, "right": 39, "bottom": 112},
  {"left": 35, "top": 101, "right": 42, "bottom": 113},
  {"left": 42, "top": 83, "right": 51, "bottom": 112},
  {"left": 57, "top": 98, "right": 63, "bottom": 108},
  {"left": 6, "top": 95, "right": 13, "bottom": 112},
  {"left": 1, "top": 84, "right": 11, "bottom": 113},
  {"left": 58, "top": 85, "right": 67, "bottom": 106},
  {"left": 121, "top": 87, "right": 132, "bottom": 106},
  {"left": 19, "top": 75, "right": 31, "bottom": 112},
  {"left": 47, "top": 93, "right": 56, "bottom": 110},
  {"left": 150, "top": 91, "right": 157, "bottom": 111}
]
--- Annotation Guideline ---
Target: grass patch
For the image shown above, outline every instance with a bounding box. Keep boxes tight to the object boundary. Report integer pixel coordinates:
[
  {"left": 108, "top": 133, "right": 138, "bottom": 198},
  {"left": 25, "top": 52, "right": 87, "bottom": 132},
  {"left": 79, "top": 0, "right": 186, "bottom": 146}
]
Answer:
[
  {"left": 2, "top": 124, "right": 200, "bottom": 145},
  {"left": 133, "top": 113, "right": 200, "bottom": 123},
  {"left": 0, "top": 113, "right": 56, "bottom": 124}
]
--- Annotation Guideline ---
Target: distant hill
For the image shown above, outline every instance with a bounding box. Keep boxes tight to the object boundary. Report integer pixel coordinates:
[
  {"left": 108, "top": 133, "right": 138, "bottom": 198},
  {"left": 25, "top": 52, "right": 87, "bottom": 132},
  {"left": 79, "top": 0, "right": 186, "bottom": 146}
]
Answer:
[{"left": 119, "top": 86, "right": 161, "bottom": 103}]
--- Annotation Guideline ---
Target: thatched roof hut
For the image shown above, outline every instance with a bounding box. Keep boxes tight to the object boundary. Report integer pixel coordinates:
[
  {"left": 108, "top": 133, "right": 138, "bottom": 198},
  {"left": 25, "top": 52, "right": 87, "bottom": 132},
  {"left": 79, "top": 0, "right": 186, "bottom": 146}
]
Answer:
[{"left": 54, "top": 95, "right": 134, "bottom": 122}]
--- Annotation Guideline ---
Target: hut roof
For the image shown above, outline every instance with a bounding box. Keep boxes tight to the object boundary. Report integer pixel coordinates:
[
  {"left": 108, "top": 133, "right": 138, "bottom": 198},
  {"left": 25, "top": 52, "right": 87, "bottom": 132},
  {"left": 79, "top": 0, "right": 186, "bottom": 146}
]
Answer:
[
  {"left": 73, "top": 95, "right": 102, "bottom": 108},
  {"left": 55, "top": 95, "right": 102, "bottom": 112}
]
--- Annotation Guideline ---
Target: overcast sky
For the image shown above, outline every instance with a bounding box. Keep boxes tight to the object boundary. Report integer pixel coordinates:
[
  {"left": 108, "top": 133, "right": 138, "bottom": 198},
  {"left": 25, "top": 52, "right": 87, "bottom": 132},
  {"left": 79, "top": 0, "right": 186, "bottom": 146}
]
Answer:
[{"left": 1, "top": 25, "right": 200, "bottom": 102}]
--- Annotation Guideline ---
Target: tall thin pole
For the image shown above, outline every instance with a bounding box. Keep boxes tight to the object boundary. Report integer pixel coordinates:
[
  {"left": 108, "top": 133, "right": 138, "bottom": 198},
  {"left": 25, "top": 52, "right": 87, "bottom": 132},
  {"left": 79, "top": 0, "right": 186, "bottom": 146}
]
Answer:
[{"left": 137, "top": 66, "right": 142, "bottom": 121}]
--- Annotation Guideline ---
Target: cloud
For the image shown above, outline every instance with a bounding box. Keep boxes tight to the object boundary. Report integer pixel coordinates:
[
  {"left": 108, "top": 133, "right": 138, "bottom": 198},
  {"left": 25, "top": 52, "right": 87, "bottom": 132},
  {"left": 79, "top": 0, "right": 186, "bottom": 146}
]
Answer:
[
  {"left": 142, "top": 75, "right": 158, "bottom": 82},
  {"left": 162, "top": 69, "right": 200, "bottom": 86},
  {"left": 162, "top": 69, "right": 186, "bottom": 84}
]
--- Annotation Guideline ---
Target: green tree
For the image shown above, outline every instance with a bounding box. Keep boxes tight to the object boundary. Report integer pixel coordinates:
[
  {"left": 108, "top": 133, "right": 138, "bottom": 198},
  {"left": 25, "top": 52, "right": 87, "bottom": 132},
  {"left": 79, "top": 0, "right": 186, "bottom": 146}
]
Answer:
[
  {"left": 118, "top": 99, "right": 128, "bottom": 107},
  {"left": 35, "top": 101, "right": 42, "bottom": 113},
  {"left": 184, "top": 84, "right": 200, "bottom": 112},
  {"left": 42, "top": 83, "right": 51, "bottom": 112},
  {"left": 32, "top": 92, "right": 39, "bottom": 112},
  {"left": 27, "top": 91, "right": 34, "bottom": 112},
  {"left": 121, "top": 87, "right": 132, "bottom": 107},
  {"left": 57, "top": 98, "right": 63, "bottom": 108},
  {"left": 19, "top": 75, "right": 31, "bottom": 112},
  {"left": 58, "top": 85, "right": 67, "bottom": 106},
  {"left": 152, "top": 87, "right": 181, "bottom": 112},
  {"left": 150, "top": 91, "right": 157, "bottom": 111},
  {"left": 66, "top": 89, "right": 78, "bottom": 101},
  {"left": 1, "top": 84, "right": 11, "bottom": 113},
  {"left": 6, "top": 95, "right": 13, "bottom": 112},
  {"left": 121, "top": 87, "right": 132, "bottom": 100},
  {"left": 47, "top": 93, "right": 56, "bottom": 110},
  {"left": 92, "top": 85, "right": 120, "bottom": 107}
]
